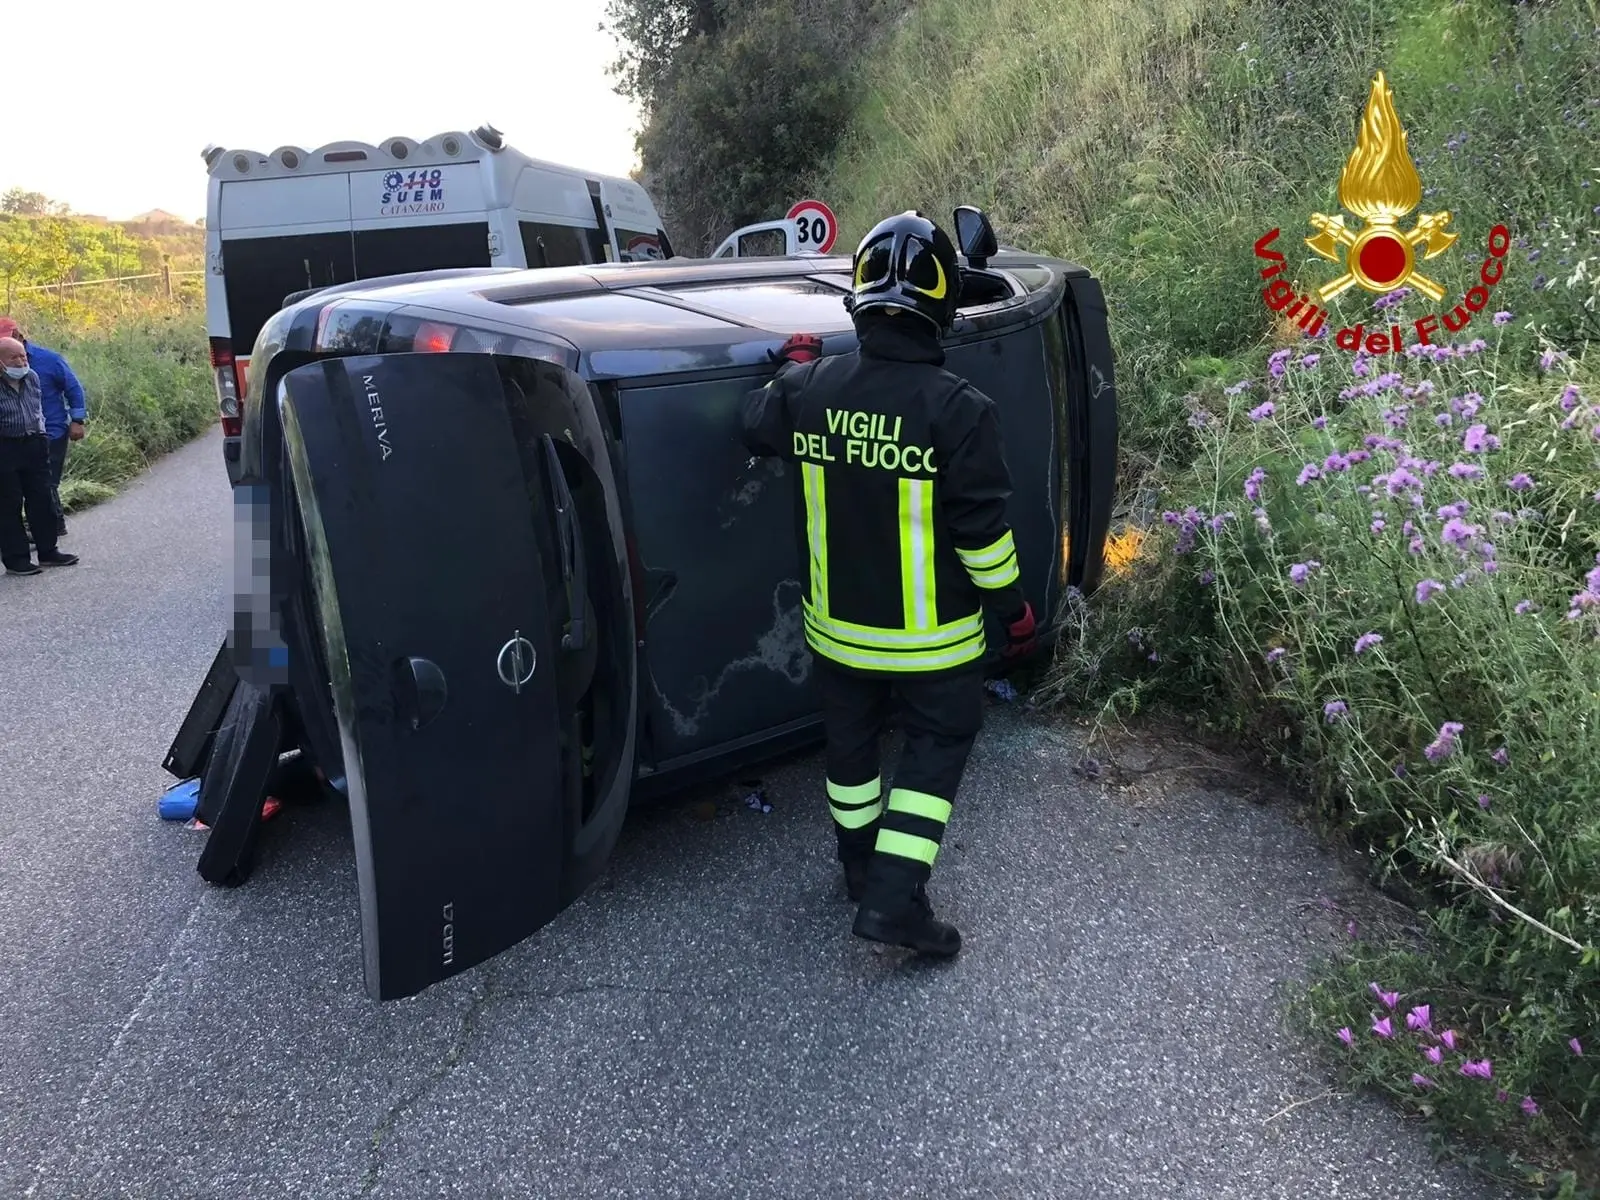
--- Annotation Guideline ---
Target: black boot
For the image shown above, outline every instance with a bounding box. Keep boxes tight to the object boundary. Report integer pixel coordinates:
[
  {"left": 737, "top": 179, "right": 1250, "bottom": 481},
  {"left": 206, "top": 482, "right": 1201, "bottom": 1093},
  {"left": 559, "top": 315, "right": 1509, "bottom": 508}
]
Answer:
[
  {"left": 836, "top": 824, "right": 877, "bottom": 903},
  {"left": 853, "top": 874, "right": 961, "bottom": 959}
]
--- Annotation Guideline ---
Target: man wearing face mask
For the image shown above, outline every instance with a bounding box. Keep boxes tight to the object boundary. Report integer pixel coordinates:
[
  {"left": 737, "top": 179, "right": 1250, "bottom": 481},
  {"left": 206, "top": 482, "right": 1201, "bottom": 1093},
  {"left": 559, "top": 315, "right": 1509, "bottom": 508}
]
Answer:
[{"left": 0, "top": 335, "right": 78, "bottom": 575}]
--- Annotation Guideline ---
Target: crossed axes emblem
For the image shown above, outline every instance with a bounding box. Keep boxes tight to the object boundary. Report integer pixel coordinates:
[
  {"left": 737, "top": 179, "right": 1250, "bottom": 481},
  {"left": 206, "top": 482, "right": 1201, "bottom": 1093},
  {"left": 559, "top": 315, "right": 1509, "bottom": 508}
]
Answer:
[{"left": 1304, "top": 210, "right": 1459, "bottom": 304}]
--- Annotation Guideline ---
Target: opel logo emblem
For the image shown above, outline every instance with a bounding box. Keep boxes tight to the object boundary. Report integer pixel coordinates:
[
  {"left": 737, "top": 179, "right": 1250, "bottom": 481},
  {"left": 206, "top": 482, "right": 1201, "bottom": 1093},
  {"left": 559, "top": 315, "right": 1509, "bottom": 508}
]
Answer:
[{"left": 496, "top": 632, "right": 537, "bottom": 693}]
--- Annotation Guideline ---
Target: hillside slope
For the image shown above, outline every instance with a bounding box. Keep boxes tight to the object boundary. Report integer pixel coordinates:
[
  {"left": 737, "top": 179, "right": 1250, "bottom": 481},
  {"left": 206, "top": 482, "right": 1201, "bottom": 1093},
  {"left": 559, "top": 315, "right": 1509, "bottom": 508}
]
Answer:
[{"left": 811, "top": 0, "right": 1599, "bottom": 1188}]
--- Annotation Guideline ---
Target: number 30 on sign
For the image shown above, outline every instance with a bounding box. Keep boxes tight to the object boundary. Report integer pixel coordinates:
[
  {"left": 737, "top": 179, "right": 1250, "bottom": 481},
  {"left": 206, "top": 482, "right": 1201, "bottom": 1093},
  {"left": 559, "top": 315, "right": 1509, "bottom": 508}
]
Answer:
[{"left": 787, "top": 199, "right": 838, "bottom": 254}]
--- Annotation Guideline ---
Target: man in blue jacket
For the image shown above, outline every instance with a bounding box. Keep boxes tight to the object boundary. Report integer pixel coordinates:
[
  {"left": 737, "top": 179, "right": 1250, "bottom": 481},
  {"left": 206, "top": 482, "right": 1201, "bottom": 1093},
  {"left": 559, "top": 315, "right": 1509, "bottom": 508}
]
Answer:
[{"left": 0, "top": 318, "right": 85, "bottom": 539}]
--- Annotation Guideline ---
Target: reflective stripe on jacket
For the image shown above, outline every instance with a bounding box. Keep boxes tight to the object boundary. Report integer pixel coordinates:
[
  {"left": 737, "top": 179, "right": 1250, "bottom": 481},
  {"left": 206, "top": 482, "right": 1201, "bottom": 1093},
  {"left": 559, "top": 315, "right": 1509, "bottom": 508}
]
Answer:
[{"left": 739, "top": 311, "right": 1025, "bottom": 677}]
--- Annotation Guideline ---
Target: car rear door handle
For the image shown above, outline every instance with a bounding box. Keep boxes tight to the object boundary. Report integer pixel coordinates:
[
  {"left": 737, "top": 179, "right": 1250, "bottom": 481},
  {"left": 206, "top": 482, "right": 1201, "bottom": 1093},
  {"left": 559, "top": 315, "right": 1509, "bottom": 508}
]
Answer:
[{"left": 391, "top": 655, "right": 449, "bottom": 731}]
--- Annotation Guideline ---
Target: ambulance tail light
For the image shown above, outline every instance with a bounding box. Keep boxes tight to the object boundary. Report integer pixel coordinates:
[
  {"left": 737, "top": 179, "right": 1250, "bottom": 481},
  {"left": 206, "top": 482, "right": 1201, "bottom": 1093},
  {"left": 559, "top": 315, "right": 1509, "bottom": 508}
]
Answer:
[{"left": 210, "top": 337, "right": 246, "bottom": 437}]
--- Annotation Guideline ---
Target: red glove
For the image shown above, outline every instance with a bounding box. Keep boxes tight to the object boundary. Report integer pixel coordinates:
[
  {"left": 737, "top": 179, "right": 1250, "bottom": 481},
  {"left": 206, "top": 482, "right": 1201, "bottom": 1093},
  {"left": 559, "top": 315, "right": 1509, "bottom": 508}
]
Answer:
[
  {"left": 1001, "top": 601, "right": 1038, "bottom": 660},
  {"left": 773, "top": 333, "right": 823, "bottom": 365}
]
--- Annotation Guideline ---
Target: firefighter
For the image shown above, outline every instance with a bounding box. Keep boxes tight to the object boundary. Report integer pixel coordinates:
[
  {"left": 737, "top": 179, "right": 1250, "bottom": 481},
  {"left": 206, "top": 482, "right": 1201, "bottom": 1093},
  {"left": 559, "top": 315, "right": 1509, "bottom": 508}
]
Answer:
[{"left": 739, "top": 210, "right": 1037, "bottom": 958}]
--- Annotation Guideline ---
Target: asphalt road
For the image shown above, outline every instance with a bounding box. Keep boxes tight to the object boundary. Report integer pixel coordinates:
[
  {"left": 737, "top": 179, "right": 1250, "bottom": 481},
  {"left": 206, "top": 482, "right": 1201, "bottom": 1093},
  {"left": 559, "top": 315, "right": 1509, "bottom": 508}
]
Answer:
[{"left": 0, "top": 428, "right": 1513, "bottom": 1200}]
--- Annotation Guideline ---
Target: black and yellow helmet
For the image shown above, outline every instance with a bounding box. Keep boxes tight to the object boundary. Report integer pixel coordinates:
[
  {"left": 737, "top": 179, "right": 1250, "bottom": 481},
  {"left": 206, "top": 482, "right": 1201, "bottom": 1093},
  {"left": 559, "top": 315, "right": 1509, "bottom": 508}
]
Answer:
[{"left": 844, "top": 211, "right": 961, "bottom": 333}]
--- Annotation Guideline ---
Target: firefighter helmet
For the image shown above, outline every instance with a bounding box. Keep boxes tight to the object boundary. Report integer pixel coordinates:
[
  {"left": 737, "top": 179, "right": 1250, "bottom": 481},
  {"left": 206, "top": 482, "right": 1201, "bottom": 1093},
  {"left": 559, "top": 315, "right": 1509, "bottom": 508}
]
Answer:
[{"left": 844, "top": 211, "right": 961, "bottom": 334}]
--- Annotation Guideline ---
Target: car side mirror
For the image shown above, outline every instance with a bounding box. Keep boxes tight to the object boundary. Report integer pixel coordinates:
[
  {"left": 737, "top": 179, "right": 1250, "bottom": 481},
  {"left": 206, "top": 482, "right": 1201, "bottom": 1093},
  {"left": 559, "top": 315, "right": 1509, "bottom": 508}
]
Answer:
[{"left": 953, "top": 205, "right": 998, "bottom": 269}]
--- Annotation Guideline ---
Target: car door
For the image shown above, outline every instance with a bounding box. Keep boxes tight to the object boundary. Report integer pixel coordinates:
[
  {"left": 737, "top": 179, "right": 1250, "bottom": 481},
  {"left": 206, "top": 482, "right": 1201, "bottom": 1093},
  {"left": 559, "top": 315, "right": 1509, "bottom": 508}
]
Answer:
[{"left": 276, "top": 351, "right": 636, "bottom": 1001}]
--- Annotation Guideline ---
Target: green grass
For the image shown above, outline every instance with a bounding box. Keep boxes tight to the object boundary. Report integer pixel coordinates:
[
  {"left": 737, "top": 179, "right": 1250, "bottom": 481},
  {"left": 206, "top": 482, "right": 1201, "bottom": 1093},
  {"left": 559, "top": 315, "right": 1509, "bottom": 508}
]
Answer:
[
  {"left": 818, "top": 0, "right": 1600, "bottom": 1188},
  {"left": 11, "top": 303, "right": 214, "bottom": 510}
]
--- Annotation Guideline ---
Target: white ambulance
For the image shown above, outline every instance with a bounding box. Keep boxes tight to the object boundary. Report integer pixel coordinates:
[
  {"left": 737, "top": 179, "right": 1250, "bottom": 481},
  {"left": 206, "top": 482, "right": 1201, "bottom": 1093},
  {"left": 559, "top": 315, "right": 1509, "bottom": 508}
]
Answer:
[{"left": 201, "top": 124, "right": 672, "bottom": 480}]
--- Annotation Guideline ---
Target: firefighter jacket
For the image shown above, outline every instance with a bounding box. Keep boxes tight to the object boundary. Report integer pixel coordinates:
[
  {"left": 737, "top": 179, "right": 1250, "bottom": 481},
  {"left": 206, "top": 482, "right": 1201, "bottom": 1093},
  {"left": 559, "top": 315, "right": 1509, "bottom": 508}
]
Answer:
[{"left": 739, "top": 313, "right": 1027, "bottom": 678}]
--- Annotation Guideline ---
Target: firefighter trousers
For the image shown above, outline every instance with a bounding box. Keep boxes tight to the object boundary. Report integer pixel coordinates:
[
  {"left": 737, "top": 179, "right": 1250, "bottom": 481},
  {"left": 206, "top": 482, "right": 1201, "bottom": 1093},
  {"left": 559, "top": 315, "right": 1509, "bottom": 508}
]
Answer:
[{"left": 814, "top": 657, "right": 985, "bottom": 892}]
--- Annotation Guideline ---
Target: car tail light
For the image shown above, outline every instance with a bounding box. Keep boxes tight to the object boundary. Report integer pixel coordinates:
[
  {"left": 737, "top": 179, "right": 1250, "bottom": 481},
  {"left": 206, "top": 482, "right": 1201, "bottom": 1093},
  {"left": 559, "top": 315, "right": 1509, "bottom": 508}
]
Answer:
[
  {"left": 414, "top": 321, "right": 458, "bottom": 353},
  {"left": 210, "top": 337, "right": 245, "bottom": 437},
  {"left": 312, "top": 300, "right": 580, "bottom": 370}
]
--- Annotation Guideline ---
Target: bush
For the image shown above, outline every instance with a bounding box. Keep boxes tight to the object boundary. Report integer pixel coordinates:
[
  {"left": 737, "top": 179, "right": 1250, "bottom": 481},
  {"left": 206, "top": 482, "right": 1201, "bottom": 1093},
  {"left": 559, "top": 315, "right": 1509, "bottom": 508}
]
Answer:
[
  {"left": 607, "top": 0, "right": 908, "bottom": 253},
  {"left": 1107, "top": 325, "right": 1600, "bottom": 1186},
  {"left": 13, "top": 304, "right": 213, "bottom": 508}
]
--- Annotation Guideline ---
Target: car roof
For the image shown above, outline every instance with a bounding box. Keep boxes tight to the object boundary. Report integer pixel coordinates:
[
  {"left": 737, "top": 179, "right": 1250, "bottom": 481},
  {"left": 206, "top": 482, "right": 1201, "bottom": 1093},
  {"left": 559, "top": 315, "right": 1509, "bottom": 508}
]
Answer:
[{"left": 293, "top": 252, "right": 1090, "bottom": 379}]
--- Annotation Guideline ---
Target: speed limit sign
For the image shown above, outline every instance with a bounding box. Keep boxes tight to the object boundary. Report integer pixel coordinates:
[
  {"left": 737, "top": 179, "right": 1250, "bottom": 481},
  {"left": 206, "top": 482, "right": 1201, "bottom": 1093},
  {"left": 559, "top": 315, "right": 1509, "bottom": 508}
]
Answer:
[{"left": 786, "top": 199, "right": 839, "bottom": 254}]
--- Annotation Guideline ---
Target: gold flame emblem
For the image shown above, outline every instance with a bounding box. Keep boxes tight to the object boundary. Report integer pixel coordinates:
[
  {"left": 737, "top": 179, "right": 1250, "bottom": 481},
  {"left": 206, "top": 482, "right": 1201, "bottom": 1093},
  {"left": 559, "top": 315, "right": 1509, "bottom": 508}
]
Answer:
[{"left": 1305, "top": 71, "right": 1458, "bottom": 303}]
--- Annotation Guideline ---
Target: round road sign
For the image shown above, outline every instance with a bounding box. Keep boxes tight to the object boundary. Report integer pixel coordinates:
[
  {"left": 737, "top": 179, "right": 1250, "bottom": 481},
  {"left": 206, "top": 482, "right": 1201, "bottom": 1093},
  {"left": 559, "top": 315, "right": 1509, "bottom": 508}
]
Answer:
[{"left": 786, "top": 199, "right": 838, "bottom": 255}]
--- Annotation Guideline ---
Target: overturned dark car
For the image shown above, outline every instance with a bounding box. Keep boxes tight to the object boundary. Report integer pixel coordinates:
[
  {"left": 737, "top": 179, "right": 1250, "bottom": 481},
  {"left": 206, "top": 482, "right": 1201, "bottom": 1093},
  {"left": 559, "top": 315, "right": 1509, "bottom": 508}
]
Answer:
[{"left": 165, "top": 208, "right": 1119, "bottom": 1002}]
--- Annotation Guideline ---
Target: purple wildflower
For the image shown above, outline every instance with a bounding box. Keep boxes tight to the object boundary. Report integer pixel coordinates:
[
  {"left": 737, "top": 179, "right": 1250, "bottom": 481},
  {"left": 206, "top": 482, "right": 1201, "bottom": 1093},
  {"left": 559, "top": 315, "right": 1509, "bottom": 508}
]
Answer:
[
  {"left": 1492, "top": 310, "right": 1513, "bottom": 326},
  {"left": 1354, "top": 632, "right": 1384, "bottom": 655},
  {"left": 1491, "top": 746, "right": 1509, "bottom": 765},
  {"left": 1198, "top": 569, "right": 1215, "bottom": 586},
  {"left": 1323, "top": 700, "right": 1348, "bottom": 723},
  {"left": 1297, "top": 463, "right": 1321, "bottom": 486},
  {"left": 1515, "top": 600, "right": 1535, "bottom": 614},
  {"left": 1409, "top": 536, "right": 1425, "bottom": 555},
  {"left": 1268, "top": 348, "right": 1293, "bottom": 379},
  {"left": 1244, "top": 467, "right": 1266, "bottom": 500},
  {"left": 1406, "top": 1005, "right": 1432, "bottom": 1032},
  {"left": 1571, "top": 1038, "right": 1584, "bottom": 1056},
  {"left": 1371, "top": 518, "right": 1387, "bottom": 534},
  {"left": 1300, "top": 354, "right": 1321, "bottom": 368},
  {"left": 1449, "top": 462, "right": 1485, "bottom": 479},
  {"left": 1338, "top": 1027, "right": 1354, "bottom": 1046},
  {"left": 1539, "top": 349, "right": 1563, "bottom": 371},
  {"left": 1369, "top": 982, "right": 1400, "bottom": 1010},
  {"left": 1415, "top": 579, "right": 1445, "bottom": 605},
  {"left": 1412, "top": 1074, "right": 1436, "bottom": 1089},
  {"left": 1424, "top": 721, "right": 1465, "bottom": 762},
  {"left": 1559, "top": 384, "right": 1582, "bottom": 412},
  {"left": 1249, "top": 400, "right": 1276, "bottom": 421},
  {"left": 1288, "top": 560, "right": 1320, "bottom": 587},
  {"left": 1373, "top": 1016, "right": 1395, "bottom": 1038},
  {"left": 1224, "top": 379, "right": 1253, "bottom": 396},
  {"left": 1383, "top": 467, "right": 1423, "bottom": 495},
  {"left": 1312, "top": 414, "right": 1328, "bottom": 429},
  {"left": 1266, "top": 647, "right": 1286, "bottom": 664},
  {"left": 1383, "top": 406, "right": 1409, "bottom": 429},
  {"left": 1478, "top": 794, "right": 1491, "bottom": 809},
  {"left": 1435, "top": 412, "right": 1454, "bottom": 427},
  {"left": 1424, "top": 1045, "right": 1444, "bottom": 1064},
  {"left": 1462, "top": 424, "right": 1501, "bottom": 453},
  {"left": 1521, "top": 1096, "right": 1540, "bottom": 1117},
  {"left": 1437, "top": 499, "right": 1469, "bottom": 520},
  {"left": 1440, "top": 1030, "right": 1459, "bottom": 1051},
  {"left": 1507, "top": 473, "right": 1535, "bottom": 491},
  {"left": 1460, "top": 1059, "right": 1493, "bottom": 1080},
  {"left": 1441, "top": 518, "right": 1478, "bottom": 548}
]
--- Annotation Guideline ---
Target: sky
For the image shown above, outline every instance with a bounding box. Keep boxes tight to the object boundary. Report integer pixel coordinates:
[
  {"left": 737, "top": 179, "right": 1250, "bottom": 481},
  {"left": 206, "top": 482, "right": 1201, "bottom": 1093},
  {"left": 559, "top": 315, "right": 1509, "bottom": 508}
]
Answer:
[{"left": 4, "top": 0, "right": 643, "bottom": 222}]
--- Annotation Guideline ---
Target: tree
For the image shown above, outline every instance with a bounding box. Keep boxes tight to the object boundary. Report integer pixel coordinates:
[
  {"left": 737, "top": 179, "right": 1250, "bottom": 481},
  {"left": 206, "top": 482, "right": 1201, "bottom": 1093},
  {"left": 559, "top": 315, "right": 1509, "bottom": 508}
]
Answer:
[
  {"left": 1, "top": 187, "right": 70, "bottom": 216},
  {"left": 602, "top": 0, "right": 728, "bottom": 116}
]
